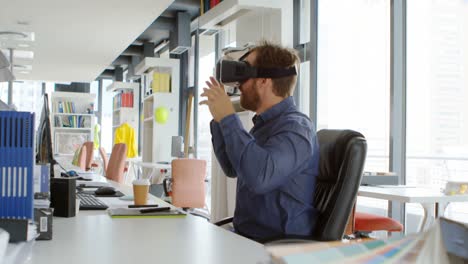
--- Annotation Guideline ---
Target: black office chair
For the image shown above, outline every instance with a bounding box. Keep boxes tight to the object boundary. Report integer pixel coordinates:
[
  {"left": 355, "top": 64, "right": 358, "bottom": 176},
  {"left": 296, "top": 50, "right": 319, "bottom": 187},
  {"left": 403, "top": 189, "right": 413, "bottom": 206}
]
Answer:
[{"left": 214, "top": 129, "right": 367, "bottom": 242}]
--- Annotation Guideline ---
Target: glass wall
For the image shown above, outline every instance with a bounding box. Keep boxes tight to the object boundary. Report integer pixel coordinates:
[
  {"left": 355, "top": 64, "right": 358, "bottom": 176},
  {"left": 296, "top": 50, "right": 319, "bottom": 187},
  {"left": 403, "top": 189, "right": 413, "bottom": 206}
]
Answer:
[
  {"left": 195, "top": 33, "right": 216, "bottom": 209},
  {"left": 101, "top": 79, "right": 114, "bottom": 153},
  {"left": 0, "top": 82, "right": 7, "bottom": 103},
  {"left": 11, "top": 82, "right": 53, "bottom": 129},
  {"left": 317, "top": 0, "right": 391, "bottom": 172},
  {"left": 298, "top": 0, "right": 311, "bottom": 115},
  {"left": 407, "top": 0, "right": 468, "bottom": 224}
]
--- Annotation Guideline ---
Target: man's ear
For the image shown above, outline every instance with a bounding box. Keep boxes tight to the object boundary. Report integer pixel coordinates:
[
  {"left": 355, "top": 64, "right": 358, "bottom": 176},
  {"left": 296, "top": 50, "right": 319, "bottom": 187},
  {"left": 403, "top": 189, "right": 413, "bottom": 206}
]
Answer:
[
  {"left": 256, "top": 78, "right": 269, "bottom": 89},
  {"left": 263, "top": 78, "right": 274, "bottom": 93}
]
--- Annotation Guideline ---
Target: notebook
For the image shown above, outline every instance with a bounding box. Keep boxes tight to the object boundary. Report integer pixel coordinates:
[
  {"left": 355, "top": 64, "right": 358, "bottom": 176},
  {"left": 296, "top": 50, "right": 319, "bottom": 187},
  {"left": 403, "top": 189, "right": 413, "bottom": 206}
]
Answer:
[{"left": 108, "top": 208, "right": 186, "bottom": 218}]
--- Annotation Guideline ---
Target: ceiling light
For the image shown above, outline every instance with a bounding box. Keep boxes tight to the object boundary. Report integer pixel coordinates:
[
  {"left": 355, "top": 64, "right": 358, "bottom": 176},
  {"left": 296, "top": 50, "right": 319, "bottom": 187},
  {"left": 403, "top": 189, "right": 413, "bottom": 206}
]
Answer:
[
  {"left": 19, "top": 71, "right": 29, "bottom": 74},
  {"left": 17, "top": 21, "right": 30, "bottom": 26},
  {"left": 17, "top": 43, "right": 30, "bottom": 48},
  {"left": 0, "top": 31, "right": 28, "bottom": 40},
  {"left": 13, "top": 64, "right": 32, "bottom": 70},
  {"left": 1, "top": 49, "right": 34, "bottom": 60}
]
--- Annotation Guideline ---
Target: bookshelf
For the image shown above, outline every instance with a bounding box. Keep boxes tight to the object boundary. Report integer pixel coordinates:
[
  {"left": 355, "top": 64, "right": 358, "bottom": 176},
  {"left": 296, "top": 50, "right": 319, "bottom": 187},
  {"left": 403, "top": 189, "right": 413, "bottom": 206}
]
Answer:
[
  {"left": 191, "top": 0, "right": 283, "bottom": 32},
  {"left": 135, "top": 57, "right": 180, "bottom": 164},
  {"left": 50, "top": 92, "right": 96, "bottom": 156},
  {"left": 106, "top": 82, "right": 140, "bottom": 145}
]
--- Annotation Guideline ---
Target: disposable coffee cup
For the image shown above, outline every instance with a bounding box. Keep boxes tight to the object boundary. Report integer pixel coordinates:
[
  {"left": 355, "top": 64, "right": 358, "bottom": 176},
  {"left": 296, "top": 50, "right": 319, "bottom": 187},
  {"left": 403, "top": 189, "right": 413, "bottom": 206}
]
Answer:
[{"left": 133, "top": 179, "right": 150, "bottom": 205}]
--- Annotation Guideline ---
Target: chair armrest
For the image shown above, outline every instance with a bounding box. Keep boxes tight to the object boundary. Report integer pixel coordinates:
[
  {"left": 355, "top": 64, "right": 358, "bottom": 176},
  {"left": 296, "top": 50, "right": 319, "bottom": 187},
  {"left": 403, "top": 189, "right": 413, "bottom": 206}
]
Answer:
[
  {"left": 184, "top": 208, "right": 210, "bottom": 221},
  {"left": 265, "top": 238, "right": 318, "bottom": 245},
  {"left": 162, "top": 178, "right": 172, "bottom": 197},
  {"left": 214, "top": 217, "right": 234, "bottom": 226}
]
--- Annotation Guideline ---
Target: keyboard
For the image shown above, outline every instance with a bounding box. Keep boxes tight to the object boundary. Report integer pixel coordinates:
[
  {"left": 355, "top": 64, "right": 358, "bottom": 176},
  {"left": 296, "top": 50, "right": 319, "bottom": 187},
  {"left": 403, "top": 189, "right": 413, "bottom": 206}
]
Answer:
[{"left": 76, "top": 192, "right": 109, "bottom": 210}]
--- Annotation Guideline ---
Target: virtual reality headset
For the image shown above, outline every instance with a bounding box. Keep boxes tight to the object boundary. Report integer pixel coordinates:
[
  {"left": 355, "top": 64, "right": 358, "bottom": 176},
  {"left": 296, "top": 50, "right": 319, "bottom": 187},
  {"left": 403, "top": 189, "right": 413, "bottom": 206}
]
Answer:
[{"left": 215, "top": 59, "right": 297, "bottom": 87}]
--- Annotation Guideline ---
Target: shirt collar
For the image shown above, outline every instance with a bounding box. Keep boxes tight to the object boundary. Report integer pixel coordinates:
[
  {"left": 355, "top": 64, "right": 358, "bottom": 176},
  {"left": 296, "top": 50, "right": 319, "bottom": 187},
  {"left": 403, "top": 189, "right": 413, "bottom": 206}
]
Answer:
[{"left": 252, "top": 96, "right": 295, "bottom": 125}]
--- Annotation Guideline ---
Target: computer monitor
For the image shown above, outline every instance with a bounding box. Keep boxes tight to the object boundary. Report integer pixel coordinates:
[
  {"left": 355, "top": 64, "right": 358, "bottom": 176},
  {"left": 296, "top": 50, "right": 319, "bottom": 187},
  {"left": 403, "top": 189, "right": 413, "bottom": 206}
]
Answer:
[{"left": 35, "top": 93, "right": 56, "bottom": 177}]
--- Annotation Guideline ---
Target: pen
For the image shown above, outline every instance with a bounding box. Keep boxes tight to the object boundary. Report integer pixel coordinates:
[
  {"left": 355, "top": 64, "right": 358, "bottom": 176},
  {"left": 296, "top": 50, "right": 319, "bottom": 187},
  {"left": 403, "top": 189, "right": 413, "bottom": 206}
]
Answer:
[
  {"left": 128, "top": 204, "right": 159, "bottom": 208},
  {"left": 140, "top": 207, "right": 171, "bottom": 213}
]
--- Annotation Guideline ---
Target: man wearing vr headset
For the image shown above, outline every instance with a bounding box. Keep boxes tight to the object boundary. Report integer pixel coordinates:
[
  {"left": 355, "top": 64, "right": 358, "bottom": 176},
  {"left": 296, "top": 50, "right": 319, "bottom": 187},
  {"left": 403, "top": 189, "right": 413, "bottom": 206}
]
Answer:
[{"left": 200, "top": 41, "right": 319, "bottom": 242}]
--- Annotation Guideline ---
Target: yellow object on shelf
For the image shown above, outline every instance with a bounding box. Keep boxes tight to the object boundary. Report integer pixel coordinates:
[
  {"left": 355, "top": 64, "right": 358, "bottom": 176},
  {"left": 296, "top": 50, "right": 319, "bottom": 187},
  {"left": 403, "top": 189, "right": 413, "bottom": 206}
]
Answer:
[
  {"left": 444, "top": 181, "right": 468, "bottom": 195},
  {"left": 154, "top": 107, "right": 169, "bottom": 124},
  {"left": 151, "top": 72, "right": 160, "bottom": 92}
]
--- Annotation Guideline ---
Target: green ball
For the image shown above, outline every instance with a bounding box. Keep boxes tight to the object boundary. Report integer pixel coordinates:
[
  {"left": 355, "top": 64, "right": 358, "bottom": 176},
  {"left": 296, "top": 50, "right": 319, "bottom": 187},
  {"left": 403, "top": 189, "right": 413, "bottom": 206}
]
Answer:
[{"left": 154, "top": 107, "right": 169, "bottom": 124}]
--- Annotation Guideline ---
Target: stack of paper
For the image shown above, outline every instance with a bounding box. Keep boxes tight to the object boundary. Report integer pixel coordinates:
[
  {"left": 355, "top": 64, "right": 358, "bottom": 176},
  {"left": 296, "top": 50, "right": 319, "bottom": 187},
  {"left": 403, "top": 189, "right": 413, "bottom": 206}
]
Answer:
[
  {"left": 0, "top": 228, "right": 8, "bottom": 263},
  {"left": 267, "top": 236, "right": 420, "bottom": 264},
  {"left": 26, "top": 222, "right": 37, "bottom": 242},
  {"left": 33, "top": 199, "right": 50, "bottom": 209},
  {"left": 267, "top": 218, "right": 468, "bottom": 264}
]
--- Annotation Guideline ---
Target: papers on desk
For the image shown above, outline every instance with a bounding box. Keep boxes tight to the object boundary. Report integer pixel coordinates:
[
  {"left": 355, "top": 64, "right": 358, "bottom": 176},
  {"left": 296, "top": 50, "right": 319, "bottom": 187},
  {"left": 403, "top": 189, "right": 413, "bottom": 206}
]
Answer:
[
  {"left": 374, "top": 185, "right": 417, "bottom": 188},
  {"left": 4, "top": 240, "right": 35, "bottom": 264},
  {"left": 0, "top": 228, "right": 8, "bottom": 263},
  {"left": 267, "top": 235, "right": 419, "bottom": 264},
  {"left": 267, "top": 218, "right": 468, "bottom": 264},
  {"left": 108, "top": 208, "right": 186, "bottom": 218},
  {"left": 77, "top": 180, "right": 110, "bottom": 187}
]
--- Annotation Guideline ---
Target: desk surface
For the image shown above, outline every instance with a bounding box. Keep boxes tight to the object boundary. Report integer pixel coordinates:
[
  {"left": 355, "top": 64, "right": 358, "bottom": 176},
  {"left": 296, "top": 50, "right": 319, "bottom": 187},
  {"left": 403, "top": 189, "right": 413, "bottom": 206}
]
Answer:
[
  {"left": 27, "top": 178, "right": 269, "bottom": 264},
  {"left": 359, "top": 186, "right": 468, "bottom": 203}
]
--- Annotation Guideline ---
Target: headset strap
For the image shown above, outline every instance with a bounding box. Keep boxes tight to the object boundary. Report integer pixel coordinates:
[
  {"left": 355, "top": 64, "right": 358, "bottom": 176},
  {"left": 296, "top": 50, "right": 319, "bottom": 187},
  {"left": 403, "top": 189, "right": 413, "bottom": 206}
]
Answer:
[{"left": 255, "top": 67, "right": 297, "bottom": 78}]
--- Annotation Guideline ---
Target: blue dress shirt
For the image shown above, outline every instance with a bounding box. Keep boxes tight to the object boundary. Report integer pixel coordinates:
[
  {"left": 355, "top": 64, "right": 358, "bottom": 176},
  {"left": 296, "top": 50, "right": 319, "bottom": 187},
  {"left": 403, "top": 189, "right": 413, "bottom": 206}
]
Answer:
[{"left": 210, "top": 96, "right": 320, "bottom": 240}]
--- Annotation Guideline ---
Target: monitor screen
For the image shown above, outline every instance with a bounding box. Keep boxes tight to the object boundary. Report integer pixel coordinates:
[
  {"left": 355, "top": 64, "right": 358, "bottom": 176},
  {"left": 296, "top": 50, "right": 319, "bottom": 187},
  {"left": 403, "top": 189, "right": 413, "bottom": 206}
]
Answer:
[{"left": 36, "top": 93, "right": 55, "bottom": 174}]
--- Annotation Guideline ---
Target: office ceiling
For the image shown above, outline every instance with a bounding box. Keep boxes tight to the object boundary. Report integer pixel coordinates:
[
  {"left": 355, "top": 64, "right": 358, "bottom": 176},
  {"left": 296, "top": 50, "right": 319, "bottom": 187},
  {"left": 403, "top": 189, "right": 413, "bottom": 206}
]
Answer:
[
  {"left": 0, "top": 0, "right": 174, "bottom": 82},
  {"left": 102, "top": 0, "right": 200, "bottom": 79}
]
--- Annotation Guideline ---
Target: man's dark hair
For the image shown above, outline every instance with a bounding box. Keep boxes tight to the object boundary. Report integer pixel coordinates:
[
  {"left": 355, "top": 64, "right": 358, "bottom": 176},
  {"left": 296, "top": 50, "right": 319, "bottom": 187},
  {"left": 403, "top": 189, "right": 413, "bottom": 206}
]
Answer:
[{"left": 251, "top": 40, "right": 299, "bottom": 97}]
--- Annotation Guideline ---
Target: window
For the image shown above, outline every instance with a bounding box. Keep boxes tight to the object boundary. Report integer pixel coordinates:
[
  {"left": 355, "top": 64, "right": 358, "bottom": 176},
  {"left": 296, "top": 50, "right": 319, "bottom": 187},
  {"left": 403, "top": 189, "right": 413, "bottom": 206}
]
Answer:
[
  {"left": 0, "top": 82, "right": 7, "bottom": 103},
  {"left": 196, "top": 33, "right": 217, "bottom": 209},
  {"left": 298, "top": 0, "right": 311, "bottom": 115},
  {"left": 9, "top": 81, "right": 45, "bottom": 129},
  {"left": 90, "top": 81, "right": 99, "bottom": 110},
  {"left": 316, "top": 0, "right": 391, "bottom": 228},
  {"left": 407, "top": 0, "right": 468, "bottom": 224},
  {"left": 317, "top": 0, "right": 391, "bottom": 172}
]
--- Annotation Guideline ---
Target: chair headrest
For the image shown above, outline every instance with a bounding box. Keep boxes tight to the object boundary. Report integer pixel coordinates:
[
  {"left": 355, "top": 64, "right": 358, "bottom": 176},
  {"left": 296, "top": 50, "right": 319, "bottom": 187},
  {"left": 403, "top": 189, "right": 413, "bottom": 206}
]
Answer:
[{"left": 317, "top": 129, "right": 365, "bottom": 182}]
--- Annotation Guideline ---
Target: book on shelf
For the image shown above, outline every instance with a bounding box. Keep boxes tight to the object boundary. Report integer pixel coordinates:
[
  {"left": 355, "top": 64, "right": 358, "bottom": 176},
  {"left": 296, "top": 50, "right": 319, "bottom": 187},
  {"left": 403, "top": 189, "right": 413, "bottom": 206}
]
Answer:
[
  {"left": 201, "top": 0, "right": 221, "bottom": 14},
  {"left": 204, "top": 0, "right": 210, "bottom": 13},
  {"left": 54, "top": 115, "right": 89, "bottom": 128},
  {"left": 151, "top": 72, "right": 171, "bottom": 93},
  {"left": 151, "top": 72, "right": 160, "bottom": 92},
  {"left": 113, "top": 91, "right": 134, "bottom": 109},
  {"left": 54, "top": 101, "right": 77, "bottom": 113}
]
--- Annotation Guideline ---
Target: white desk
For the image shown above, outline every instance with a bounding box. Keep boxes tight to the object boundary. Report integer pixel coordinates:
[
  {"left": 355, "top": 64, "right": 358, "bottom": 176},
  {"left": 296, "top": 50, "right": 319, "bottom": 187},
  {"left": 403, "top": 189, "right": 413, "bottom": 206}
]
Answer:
[
  {"left": 358, "top": 186, "right": 468, "bottom": 232},
  {"left": 20, "top": 179, "right": 270, "bottom": 264}
]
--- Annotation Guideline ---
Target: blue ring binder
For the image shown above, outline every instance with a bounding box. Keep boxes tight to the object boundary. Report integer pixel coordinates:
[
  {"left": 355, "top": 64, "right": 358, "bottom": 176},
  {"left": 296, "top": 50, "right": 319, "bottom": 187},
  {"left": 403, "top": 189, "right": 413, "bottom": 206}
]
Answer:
[{"left": 0, "top": 111, "right": 35, "bottom": 220}]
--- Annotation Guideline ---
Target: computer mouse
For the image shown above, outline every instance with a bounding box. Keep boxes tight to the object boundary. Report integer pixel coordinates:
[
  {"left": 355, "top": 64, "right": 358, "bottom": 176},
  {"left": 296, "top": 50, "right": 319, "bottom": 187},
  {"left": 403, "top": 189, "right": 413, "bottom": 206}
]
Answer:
[
  {"left": 67, "top": 170, "right": 78, "bottom": 176},
  {"left": 94, "top": 186, "right": 117, "bottom": 195}
]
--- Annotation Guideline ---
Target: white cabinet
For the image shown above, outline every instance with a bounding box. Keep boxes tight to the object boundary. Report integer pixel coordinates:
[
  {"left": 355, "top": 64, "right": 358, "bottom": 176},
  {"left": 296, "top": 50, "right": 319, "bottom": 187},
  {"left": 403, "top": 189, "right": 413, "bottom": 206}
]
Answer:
[
  {"left": 136, "top": 57, "right": 180, "bottom": 164},
  {"left": 106, "top": 81, "right": 140, "bottom": 145},
  {"left": 50, "top": 92, "right": 96, "bottom": 156}
]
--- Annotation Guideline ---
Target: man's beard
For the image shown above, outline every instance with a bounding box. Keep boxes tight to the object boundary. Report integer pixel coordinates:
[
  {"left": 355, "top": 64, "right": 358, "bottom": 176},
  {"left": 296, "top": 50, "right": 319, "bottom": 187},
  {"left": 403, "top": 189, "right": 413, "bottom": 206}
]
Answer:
[{"left": 240, "top": 82, "right": 260, "bottom": 112}]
